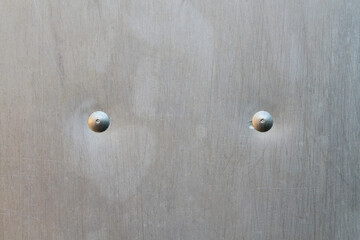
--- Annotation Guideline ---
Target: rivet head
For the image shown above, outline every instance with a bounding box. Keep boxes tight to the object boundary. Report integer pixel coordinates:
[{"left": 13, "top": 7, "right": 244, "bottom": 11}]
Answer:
[
  {"left": 88, "top": 111, "right": 110, "bottom": 133},
  {"left": 251, "top": 111, "right": 273, "bottom": 132}
]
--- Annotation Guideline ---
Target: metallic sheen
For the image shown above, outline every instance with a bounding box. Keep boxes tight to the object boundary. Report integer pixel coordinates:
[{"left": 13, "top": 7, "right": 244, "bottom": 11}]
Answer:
[
  {"left": 251, "top": 111, "right": 273, "bottom": 132},
  {"left": 88, "top": 111, "right": 110, "bottom": 132}
]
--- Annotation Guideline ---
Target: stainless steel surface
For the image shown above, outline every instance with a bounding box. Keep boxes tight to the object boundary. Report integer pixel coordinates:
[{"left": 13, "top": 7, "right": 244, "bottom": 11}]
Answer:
[
  {"left": 88, "top": 111, "right": 110, "bottom": 133},
  {"left": 0, "top": 0, "right": 359, "bottom": 239},
  {"left": 251, "top": 111, "right": 273, "bottom": 132}
]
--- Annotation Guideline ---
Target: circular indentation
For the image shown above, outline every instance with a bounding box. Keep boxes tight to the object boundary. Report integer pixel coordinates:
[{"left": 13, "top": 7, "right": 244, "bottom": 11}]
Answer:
[
  {"left": 88, "top": 111, "right": 110, "bottom": 132},
  {"left": 251, "top": 111, "right": 273, "bottom": 132}
]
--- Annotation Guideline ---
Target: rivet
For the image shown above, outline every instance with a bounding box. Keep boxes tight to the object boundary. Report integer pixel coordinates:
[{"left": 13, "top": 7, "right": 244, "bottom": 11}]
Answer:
[
  {"left": 88, "top": 111, "right": 110, "bottom": 133},
  {"left": 251, "top": 111, "right": 273, "bottom": 132}
]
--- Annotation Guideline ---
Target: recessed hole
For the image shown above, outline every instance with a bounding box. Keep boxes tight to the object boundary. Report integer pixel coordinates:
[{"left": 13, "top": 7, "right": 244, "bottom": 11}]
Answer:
[{"left": 95, "top": 119, "right": 100, "bottom": 124}]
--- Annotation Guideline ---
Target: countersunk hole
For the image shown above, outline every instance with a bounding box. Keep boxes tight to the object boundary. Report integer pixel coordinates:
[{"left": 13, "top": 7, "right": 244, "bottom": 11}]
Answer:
[
  {"left": 95, "top": 119, "right": 100, "bottom": 124},
  {"left": 260, "top": 119, "right": 265, "bottom": 123}
]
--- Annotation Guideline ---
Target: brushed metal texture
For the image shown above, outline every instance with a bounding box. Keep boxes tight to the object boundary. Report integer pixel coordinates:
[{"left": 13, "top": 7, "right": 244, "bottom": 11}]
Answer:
[{"left": 0, "top": 0, "right": 359, "bottom": 239}]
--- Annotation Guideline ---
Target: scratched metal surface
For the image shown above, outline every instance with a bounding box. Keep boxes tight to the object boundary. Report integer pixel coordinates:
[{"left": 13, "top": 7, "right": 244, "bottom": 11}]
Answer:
[{"left": 0, "top": 0, "right": 359, "bottom": 239}]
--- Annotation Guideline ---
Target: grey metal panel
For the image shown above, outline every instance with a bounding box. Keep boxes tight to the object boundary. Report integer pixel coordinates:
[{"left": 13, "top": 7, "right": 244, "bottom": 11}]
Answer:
[{"left": 0, "top": 0, "right": 359, "bottom": 239}]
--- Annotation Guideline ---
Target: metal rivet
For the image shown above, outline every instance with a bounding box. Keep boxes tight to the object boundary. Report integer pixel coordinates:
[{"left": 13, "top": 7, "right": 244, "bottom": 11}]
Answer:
[
  {"left": 251, "top": 111, "right": 273, "bottom": 132},
  {"left": 88, "top": 111, "right": 110, "bottom": 133}
]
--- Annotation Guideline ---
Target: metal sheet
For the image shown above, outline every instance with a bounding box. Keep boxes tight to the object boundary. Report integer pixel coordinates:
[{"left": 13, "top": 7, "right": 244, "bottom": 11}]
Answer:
[{"left": 0, "top": 0, "right": 359, "bottom": 239}]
